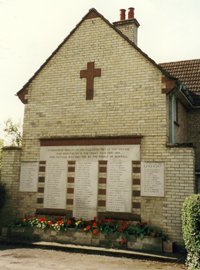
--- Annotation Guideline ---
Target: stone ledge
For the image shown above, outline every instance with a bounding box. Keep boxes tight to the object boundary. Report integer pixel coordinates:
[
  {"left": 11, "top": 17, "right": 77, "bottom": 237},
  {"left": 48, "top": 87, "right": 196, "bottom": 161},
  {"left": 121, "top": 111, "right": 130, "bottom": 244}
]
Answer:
[
  {"left": 1, "top": 227, "right": 169, "bottom": 253},
  {"left": 2, "top": 146, "right": 22, "bottom": 150},
  {"left": 127, "top": 236, "right": 163, "bottom": 252}
]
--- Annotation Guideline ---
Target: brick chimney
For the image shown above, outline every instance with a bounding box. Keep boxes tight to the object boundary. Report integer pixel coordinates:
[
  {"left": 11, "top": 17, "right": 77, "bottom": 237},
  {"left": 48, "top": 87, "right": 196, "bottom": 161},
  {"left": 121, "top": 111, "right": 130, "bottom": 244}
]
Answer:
[{"left": 113, "top": 7, "right": 140, "bottom": 45}]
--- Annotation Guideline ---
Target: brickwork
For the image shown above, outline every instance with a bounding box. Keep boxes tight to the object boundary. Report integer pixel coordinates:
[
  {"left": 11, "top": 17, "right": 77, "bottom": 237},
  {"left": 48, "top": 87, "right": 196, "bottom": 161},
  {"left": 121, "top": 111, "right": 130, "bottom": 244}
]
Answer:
[
  {"left": 66, "top": 161, "right": 75, "bottom": 212},
  {"left": 163, "top": 147, "right": 195, "bottom": 243},
  {"left": 2, "top": 13, "right": 196, "bottom": 246},
  {"left": 98, "top": 161, "right": 107, "bottom": 213},
  {"left": 187, "top": 109, "right": 200, "bottom": 170},
  {"left": 1, "top": 147, "right": 21, "bottom": 221},
  {"left": 22, "top": 17, "right": 166, "bottom": 160},
  {"left": 113, "top": 20, "right": 138, "bottom": 44},
  {"left": 36, "top": 161, "right": 46, "bottom": 208},
  {"left": 132, "top": 161, "right": 141, "bottom": 220}
]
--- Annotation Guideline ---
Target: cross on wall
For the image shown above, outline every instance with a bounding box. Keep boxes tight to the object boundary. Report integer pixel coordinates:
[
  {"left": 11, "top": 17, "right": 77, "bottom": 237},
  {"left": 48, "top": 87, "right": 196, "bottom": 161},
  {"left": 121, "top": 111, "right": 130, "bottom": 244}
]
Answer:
[{"left": 80, "top": 62, "right": 101, "bottom": 100}]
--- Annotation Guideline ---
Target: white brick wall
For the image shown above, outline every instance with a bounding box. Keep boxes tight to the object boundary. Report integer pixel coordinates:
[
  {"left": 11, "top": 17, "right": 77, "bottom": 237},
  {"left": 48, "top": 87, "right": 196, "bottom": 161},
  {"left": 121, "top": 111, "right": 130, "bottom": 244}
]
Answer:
[
  {"left": 1, "top": 16, "right": 195, "bottom": 245},
  {"left": 22, "top": 17, "right": 165, "bottom": 158},
  {"left": 1, "top": 148, "right": 21, "bottom": 221}
]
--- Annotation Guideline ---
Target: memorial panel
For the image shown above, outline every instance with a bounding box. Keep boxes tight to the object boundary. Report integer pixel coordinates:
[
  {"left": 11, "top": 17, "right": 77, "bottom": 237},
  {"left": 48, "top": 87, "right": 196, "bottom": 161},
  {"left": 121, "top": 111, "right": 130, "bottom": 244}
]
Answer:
[
  {"left": 73, "top": 160, "right": 98, "bottom": 219},
  {"left": 40, "top": 144, "right": 140, "bottom": 215},
  {"left": 107, "top": 160, "right": 132, "bottom": 212},
  {"left": 44, "top": 160, "right": 67, "bottom": 209},
  {"left": 40, "top": 145, "right": 140, "bottom": 161},
  {"left": 141, "top": 162, "right": 164, "bottom": 197},
  {"left": 19, "top": 162, "right": 39, "bottom": 192}
]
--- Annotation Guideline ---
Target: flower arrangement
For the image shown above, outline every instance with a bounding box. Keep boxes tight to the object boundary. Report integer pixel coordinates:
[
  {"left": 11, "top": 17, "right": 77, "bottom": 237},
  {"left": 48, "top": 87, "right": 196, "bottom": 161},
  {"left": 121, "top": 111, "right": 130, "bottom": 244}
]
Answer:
[{"left": 9, "top": 215, "right": 166, "bottom": 242}]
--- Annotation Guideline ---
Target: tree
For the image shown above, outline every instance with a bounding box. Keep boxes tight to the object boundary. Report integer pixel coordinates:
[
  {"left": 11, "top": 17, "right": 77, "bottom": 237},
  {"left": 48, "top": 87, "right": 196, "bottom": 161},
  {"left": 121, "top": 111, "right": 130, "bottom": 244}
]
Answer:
[
  {"left": 0, "top": 139, "right": 3, "bottom": 174},
  {"left": 4, "top": 119, "right": 22, "bottom": 147}
]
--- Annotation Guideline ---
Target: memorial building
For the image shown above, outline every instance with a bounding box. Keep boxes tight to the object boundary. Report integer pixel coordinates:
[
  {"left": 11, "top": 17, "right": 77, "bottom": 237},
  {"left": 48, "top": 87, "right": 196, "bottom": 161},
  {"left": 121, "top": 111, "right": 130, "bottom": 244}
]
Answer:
[{"left": 1, "top": 7, "right": 200, "bottom": 246}]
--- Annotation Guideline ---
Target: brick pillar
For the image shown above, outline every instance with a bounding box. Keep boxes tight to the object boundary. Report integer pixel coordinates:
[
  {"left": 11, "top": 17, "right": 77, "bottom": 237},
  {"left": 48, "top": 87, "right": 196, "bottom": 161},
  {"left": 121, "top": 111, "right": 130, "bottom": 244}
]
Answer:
[
  {"left": 98, "top": 160, "right": 107, "bottom": 214},
  {"left": 66, "top": 161, "right": 75, "bottom": 216},
  {"left": 132, "top": 161, "right": 141, "bottom": 221},
  {"left": 0, "top": 147, "right": 22, "bottom": 223},
  {"left": 36, "top": 161, "right": 46, "bottom": 208}
]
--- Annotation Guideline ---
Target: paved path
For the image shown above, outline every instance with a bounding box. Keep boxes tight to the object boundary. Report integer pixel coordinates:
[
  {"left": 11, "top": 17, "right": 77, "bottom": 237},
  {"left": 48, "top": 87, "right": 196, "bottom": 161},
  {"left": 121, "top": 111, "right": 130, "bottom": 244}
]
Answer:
[{"left": 0, "top": 246, "right": 186, "bottom": 270}]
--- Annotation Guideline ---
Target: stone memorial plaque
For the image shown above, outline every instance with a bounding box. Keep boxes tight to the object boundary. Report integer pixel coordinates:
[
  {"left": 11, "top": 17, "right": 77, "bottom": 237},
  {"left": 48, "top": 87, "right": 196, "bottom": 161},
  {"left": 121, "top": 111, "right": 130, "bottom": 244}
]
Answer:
[
  {"left": 19, "top": 162, "right": 39, "bottom": 192},
  {"left": 44, "top": 160, "right": 67, "bottom": 209},
  {"left": 73, "top": 160, "right": 98, "bottom": 220},
  {"left": 141, "top": 162, "right": 164, "bottom": 197},
  {"left": 40, "top": 145, "right": 140, "bottom": 161},
  {"left": 106, "top": 160, "right": 132, "bottom": 212},
  {"left": 40, "top": 144, "right": 140, "bottom": 215}
]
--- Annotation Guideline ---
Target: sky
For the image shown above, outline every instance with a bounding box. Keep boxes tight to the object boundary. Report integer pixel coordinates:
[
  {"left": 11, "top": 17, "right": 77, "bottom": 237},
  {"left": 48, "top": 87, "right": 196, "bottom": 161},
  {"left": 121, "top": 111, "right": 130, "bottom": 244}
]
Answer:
[{"left": 0, "top": 0, "right": 200, "bottom": 139}]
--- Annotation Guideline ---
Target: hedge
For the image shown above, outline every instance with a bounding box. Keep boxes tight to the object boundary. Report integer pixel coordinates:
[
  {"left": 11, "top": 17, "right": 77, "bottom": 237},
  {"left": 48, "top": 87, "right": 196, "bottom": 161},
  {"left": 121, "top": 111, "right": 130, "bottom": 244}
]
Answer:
[{"left": 182, "top": 194, "right": 200, "bottom": 270}]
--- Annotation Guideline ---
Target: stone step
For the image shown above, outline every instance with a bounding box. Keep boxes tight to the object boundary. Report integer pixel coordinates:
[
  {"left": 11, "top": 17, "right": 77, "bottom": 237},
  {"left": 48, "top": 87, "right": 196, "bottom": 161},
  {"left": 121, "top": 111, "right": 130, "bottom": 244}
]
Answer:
[{"left": 0, "top": 238, "right": 185, "bottom": 263}]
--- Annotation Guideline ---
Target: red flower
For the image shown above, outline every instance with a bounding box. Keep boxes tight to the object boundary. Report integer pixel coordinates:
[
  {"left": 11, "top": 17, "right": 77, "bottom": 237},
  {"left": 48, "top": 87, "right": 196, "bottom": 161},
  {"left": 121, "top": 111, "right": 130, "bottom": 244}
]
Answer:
[
  {"left": 86, "top": 225, "right": 91, "bottom": 231},
  {"left": 57, "top": 220, "right": 64, "bottom": 226},
  {"left": 47, "top": 221, "right": 52, "bottom": 226},
  {"left": 118, "top": 227, "right": 124, "bottom": 233},
  {"left": 92, "top": 222, "right": 97, "bottom": 227},
  {"left": 67, "top": 220, "right": 72, "bottom": 225},
  {"left": 93, "top": 229, "right": 98, "bottom": 235},
  {"left": 38, "top": 217, "right": 46, "bottom": 223}
]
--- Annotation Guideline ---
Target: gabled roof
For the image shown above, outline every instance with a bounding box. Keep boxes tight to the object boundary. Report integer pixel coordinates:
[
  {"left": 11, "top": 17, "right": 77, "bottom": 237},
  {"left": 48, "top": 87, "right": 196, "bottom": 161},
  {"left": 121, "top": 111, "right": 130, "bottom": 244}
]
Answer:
[
  {"left": 160, "top": 59, "right": 200, "bottom": 105},
  {"left": 17, "top": 8, "right": 174, "bottom": 103}
]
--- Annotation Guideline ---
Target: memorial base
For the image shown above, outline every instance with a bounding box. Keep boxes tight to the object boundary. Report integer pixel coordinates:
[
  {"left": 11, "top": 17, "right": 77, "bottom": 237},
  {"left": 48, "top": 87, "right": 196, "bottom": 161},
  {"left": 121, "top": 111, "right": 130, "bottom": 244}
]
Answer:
[{"left": 1, "top": 227, "right": 166, "bottom": 253}]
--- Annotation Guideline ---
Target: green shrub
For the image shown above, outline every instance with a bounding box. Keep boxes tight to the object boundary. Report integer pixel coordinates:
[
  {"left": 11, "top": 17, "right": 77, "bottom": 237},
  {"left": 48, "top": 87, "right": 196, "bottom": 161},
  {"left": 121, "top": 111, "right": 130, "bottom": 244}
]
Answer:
[
  {"left": 182, "top": 194, "right": 200, "bottom": 270},
  {"left": 0, "top": 182, "right": 6, "bottom": 209}
]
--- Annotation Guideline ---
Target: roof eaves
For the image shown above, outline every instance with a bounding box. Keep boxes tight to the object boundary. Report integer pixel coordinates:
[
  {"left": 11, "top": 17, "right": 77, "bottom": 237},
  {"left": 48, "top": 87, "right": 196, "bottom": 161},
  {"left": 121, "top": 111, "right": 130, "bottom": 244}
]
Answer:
[{"left": 159, "top": 60, "right": 200, "bottom": 107}]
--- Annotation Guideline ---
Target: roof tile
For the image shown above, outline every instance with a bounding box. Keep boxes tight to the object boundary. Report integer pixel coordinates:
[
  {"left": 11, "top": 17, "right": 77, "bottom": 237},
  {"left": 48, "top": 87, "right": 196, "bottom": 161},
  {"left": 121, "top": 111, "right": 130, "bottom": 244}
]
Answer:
[{"left": 160, "top": 59, "right": 200, "bottom": 105}]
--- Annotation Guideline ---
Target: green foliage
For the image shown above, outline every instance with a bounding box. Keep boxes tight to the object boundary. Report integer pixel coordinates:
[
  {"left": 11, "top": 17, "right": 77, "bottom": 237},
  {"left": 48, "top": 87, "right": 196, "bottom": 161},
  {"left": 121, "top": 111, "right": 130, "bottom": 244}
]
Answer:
[
  {"left": 4, "top": 119, "right": 22, "bottom": 147},
  {"left": 0, "top": 139, "right": 3, "bottom": 172},
  {"left": 124, "top": 222, "right": 166, "bottom": 240},
  {"left": 9, "top": 215, "right": 166, "bottom": 242},
  {"left": 0, "top": 182, "right": 6, "bottom": 209},
  {"left": 182, "top": 194, "right": 200, "bottom": 269}
]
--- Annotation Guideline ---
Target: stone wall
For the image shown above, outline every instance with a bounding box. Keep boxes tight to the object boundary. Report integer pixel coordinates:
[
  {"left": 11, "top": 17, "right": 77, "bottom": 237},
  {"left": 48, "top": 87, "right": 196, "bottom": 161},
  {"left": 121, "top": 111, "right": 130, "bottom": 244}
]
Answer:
[{"left": 2, "top": 227, "right": 164, "bottom": 253}]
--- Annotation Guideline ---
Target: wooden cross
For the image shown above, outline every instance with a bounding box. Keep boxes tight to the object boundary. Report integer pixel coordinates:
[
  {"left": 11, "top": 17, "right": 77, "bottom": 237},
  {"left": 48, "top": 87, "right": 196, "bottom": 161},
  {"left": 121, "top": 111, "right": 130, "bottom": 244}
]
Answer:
[{"left": 80, "top": 62, "right": 101, "bottom": 100}]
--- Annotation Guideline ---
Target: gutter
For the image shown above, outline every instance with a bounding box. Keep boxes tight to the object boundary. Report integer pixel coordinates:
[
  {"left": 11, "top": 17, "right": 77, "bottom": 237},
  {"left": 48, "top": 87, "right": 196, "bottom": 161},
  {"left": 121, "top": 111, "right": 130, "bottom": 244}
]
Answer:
[{"left": 177, "top": 81, "right": 200, "bottom": 109}]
